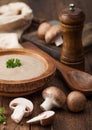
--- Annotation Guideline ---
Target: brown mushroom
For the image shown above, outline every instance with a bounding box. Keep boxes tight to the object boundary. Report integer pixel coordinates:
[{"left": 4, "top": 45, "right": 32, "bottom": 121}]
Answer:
[
  {"left": 45, "top": 24, "right": 63, "bottom": 46},
  {"left": 67, "top": 91, "right": 87, "bottom": 112},
  {"left": 26, "top": 110, "right": 55, "bottom": 126},
  {"left": 37, "top": 22, "right": 51, "bottom": 39},
  {"left": 40, "top": 86, "right": 66, "bottom": 111}
]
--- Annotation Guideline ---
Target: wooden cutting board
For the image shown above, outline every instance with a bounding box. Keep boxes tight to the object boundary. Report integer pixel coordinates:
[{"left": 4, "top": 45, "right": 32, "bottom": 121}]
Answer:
[{"left": 23, "top": 23, "right": 92, "bottom": 60}]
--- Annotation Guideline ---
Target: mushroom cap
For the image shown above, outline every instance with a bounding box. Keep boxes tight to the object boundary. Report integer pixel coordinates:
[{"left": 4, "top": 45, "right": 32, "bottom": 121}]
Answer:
[
  {"left": 42, "top": 86, "right": 66, "bottom": 107},
  {"left": 37, "top": 22, "right": 51, "bottom": 39},
  {"left": 45, "top": 25, "right": 62, "bottom": 43},
  {"left": 67, "top": 91, "right": 87, "bottom": 112},
  {"left": 9, "top": 97, "right": 33, "bottom": 116}
]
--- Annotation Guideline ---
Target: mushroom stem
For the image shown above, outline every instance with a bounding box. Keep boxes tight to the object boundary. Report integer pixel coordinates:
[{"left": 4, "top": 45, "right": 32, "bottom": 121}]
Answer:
[
  {"left": 11, "top": 105, "right": 26, "bottom": 123},
  {"left": 40, "top": 98, "right": 54, "bottom": 111},
  {"left": 27, "top": 114, "right": 44, "bottom": 123},
  {"left": 55, "top": 35, "right": 63, "bottom": 46}
]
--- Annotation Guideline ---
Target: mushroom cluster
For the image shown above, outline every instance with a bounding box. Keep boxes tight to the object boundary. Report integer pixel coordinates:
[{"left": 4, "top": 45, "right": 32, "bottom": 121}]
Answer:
[
  {"left": 9, "top": 97, "right": 55, "bottom": 126},
  {"left": 40, "top": 87, "right": 87, "bottom": 113},
  {"left": 9, "top": 88, "right": 87, "bottom": 126},
  {"left": 37, "top": 22, "right": 63, "bottom": 46},
  {"left": 26, "top": 86, "right": 66, "bottom": 126}
]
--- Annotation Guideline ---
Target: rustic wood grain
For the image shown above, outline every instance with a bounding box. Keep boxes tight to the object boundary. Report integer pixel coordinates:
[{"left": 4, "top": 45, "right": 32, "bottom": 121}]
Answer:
[
  {"left": 0, "top": 69, "right": 92, "bottom": 130},
  {"left": 22, "top": 42, "right": 92, "bottom": 96},
  {"left": 22, "top": 42, "right": 92, "bottom": 130},
  {"left": 28, "top": 0, "right": 92, "bottom": 23},
  {"left": 59, "top": 7, "right": 85, "bottom": 70},
  {"left": 0, "top": 0, "right": 92, "bottom": 130},
  {"left": 0, "top": 49, "right": 55, "bottom": 97}
]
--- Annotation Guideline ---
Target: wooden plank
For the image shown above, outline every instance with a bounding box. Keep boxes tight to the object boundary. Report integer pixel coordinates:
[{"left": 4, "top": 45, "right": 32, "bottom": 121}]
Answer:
[
  {"left": 0, "top": 42, "right": 92, "bottom": 130},
  {"left": 23, "top": 42, "right": 92, "bottom": 130},
  {"left": 0, "top": 0, "right": 92, "bottom": 130},
  {"left": 29, "top": 0, "right": 92, "bottom": 23},
  {"left": 0, "top": 96, "right": 30, "bottom": 130}
]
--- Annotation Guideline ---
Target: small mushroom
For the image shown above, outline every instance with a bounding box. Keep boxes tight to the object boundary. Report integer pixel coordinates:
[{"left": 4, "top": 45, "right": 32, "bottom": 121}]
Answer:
[
  {"left": 40, "top": 86, "right": 66, "bottom": 111},
  {"left": 67, "top": 91, "right": 87, "bottom": 112},
  {"left": 26, "top": 110, "right": 55, "bottom": 126},
  {"left": 37, "top": 22, "right": 51, "bottom": 39},
  {"left": 9, "top": 97, "right": 33, "bottom": 123},
  {"left": 45, "top": 25, "right": 63, "bottom": 46}
]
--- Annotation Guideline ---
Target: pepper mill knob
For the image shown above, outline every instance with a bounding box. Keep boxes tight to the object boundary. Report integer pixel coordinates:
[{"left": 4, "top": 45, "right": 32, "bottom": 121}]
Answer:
[
  {"left": 59, "top": 4, "right": 85, "bottom": 70},
  {"left": 69, "top": 3, "right": 75, "bottom": 11}
]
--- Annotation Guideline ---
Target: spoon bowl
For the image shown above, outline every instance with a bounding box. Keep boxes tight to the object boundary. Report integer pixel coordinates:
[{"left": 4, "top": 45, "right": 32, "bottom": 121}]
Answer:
[{"left": 55, "top": 60, "right": 92, "bottom": 95}]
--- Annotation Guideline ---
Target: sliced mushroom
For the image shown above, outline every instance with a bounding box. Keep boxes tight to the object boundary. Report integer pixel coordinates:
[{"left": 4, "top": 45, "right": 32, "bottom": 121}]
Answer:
[
  {"left": 45, "top": 25, "right": 63, "bottom": 46},
  {"left": 26, "top": 111, "right": 55, "bottom": 126},
  {"left": 40, "top": 86, "right": 66, "bottom": 111},
  {"left": 9, "top": 97, "right": 33, "bottom": 123}
]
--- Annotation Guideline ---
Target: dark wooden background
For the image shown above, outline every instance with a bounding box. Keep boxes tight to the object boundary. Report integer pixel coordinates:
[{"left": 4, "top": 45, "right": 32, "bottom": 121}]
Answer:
[
  {"left": 0, "top": 0, "right": 92, "bottom": 23},
  {"left": 0, "top": 0, "right": 92, "bottom": 130}
]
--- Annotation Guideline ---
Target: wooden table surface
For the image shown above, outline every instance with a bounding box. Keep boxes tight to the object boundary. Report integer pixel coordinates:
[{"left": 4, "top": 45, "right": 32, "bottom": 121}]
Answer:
[
  {"left": 0, "top": 42, "right": 92, "bottom": 130},
  {"left": 0, "top": 0, "right": 92, "bottom": 130}
]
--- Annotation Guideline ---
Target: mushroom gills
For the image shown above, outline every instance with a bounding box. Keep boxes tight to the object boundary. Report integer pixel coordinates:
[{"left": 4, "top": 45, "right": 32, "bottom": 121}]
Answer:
[
  {"left": 9, "top": 97, "right": 34, "bottom": 123},
  {"left": 27, "top": 111, "right": 55, "bottom": 126}
]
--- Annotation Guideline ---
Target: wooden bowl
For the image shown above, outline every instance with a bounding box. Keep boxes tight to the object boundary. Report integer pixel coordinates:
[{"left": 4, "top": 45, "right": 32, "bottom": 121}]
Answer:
[{"left": 0, "top": 48, "right": 56, "bottom": 97}]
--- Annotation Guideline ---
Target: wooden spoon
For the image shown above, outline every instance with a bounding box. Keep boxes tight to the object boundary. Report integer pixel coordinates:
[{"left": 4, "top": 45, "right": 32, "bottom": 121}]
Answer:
[
  {"left": 54, "top": 60, "right": 92, "bottom": 95},
  {"left": 22, "top": 42, "right": 92, "bottom": 96}
]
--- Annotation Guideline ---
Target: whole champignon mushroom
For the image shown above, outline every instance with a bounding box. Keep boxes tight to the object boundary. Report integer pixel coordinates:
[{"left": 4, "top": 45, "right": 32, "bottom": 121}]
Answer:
[
  {"left": 9, "top": 97, "right": 33, "bottom": 123},
  {"left": 40, "top": 86, "right": 66, "bottom": 111},
  {"left": 27, "top": 110, "right": 55, "bottom": 126},
  {"left": 67, "top": 91, "right": 87, "bottom": 112},
  {"left": 45, "top": 24, "right": 63, "bottom": 46},
  {"left": 37, "top": 22, "right": 51, "bottom": 39}
]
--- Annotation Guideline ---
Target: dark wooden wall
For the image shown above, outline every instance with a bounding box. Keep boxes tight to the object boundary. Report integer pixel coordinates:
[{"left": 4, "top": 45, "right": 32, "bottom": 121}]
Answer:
[
  {"left": 0, "top": 0, "right": 92, "bottom": 23},
  {"left": 28, "top": 0, "right": 92, "bottom": 23}
]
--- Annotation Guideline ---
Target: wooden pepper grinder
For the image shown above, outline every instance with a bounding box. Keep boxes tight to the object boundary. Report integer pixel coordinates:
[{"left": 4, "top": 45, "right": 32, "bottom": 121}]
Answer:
[{"left": 59, "top": 4, "right": 85, "bottom": 70}]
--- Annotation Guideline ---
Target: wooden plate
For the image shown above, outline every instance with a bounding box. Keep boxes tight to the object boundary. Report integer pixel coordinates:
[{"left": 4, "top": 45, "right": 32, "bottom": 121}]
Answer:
[{"left": 0, "top": 48, "right": 56, "bottom": 97}]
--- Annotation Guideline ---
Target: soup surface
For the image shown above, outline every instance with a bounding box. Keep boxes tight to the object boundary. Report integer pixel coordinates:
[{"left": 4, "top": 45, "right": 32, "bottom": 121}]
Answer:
[{"left": 0, "top": 54, "right": 47, "bottom": 81}]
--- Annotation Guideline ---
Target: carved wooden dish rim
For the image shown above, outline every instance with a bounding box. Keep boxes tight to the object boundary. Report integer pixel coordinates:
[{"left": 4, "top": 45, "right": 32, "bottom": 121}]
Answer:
[{"left": 0, "top": 48, "right": 56, "bottom": 84}]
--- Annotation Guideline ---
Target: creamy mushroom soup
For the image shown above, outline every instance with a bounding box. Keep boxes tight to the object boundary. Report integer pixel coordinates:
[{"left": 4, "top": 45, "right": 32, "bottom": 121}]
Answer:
[{"left": 0, "top": 54, "right": 47, "bottom": 80}]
